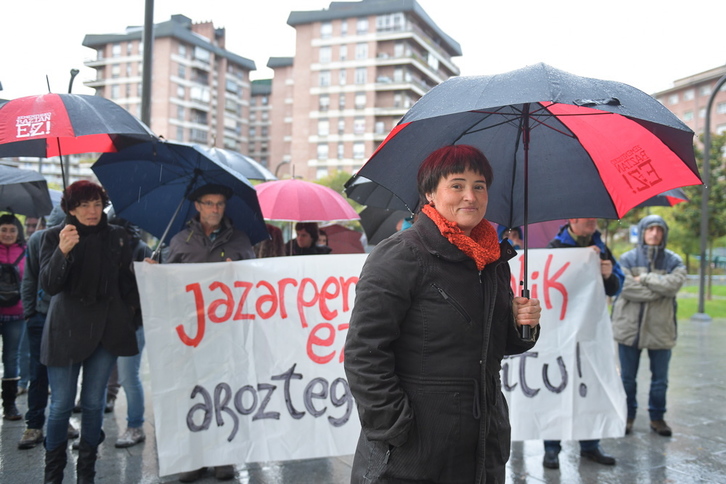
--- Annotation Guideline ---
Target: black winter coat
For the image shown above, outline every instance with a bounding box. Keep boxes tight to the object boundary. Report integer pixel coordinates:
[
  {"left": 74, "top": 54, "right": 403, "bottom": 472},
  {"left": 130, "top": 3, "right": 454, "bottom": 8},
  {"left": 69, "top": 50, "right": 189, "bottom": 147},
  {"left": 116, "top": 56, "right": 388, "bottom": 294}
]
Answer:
[
  {"left": 344, "top": 213, "right": 538, "bottom": 484},
  {"left": 39, "top": 219, "right": 139, "bottom": 366}
]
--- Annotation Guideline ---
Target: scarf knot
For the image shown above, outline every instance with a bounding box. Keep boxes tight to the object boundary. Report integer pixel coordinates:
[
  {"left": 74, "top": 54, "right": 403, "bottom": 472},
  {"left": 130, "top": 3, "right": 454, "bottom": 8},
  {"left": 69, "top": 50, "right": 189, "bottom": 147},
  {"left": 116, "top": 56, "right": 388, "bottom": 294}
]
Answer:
[{"left": 422, "top": 204, "right": 500, "bottom": 270}]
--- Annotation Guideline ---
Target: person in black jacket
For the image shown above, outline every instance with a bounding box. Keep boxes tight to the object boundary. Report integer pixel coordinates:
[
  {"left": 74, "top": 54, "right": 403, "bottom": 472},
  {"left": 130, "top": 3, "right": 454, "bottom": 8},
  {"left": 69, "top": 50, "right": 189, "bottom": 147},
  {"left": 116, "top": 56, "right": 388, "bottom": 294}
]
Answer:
[
  {"left": 344, "top": 145, "right": 541, "bottom": 483},
  {"left": 286, "top": 222, "right": 332, "bottom": 255},
  {"left": 541, "top": 218, "right": 625, "bottom": 470},
  {"left": 39, "top": 181, "right": 139, "bottom": 483}
]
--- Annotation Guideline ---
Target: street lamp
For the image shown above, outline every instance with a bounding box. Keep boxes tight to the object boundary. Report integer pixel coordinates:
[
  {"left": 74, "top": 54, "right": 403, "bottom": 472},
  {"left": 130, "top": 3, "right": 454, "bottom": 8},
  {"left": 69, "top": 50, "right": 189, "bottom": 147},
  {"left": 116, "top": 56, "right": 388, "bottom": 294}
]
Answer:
[{"left": 692, "top": 73, "right": 726, "bottom": 322}]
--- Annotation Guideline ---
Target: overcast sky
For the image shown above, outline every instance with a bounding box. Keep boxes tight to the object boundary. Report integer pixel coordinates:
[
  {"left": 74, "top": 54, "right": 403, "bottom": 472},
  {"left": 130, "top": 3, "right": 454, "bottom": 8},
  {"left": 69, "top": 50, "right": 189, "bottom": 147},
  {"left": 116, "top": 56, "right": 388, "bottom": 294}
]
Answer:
[{"left": 2, "top": 0, "right": 725, "bottom": 100}]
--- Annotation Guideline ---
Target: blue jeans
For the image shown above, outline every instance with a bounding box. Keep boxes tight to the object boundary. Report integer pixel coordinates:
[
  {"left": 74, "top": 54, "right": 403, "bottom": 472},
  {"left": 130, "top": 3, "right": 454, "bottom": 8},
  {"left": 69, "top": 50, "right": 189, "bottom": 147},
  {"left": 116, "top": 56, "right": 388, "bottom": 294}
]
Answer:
[
  {"left": 1, "top": 315, "right": 24, "bottom": 379},
  {"left": 46, "top": 345, "right": 117, "bottom": 451},
  {"left": 117, "top": 327, "right": 145, "bottom": 428},
  {"left": 619, "top": 343, "right": 671, "bottom": 421},
  {"left": 25, "top": 313, "right": 49, "bottom": 429},
  {"left": 544, "top": 439, "right": 600, "bottom": 453}
]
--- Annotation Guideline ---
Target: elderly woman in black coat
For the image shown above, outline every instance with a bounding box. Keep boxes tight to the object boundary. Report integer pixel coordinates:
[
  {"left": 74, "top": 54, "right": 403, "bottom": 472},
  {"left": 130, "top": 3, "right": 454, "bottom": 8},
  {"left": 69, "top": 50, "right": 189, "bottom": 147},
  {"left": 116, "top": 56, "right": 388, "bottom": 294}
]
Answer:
[
  {"left": 40, "top": 181, "right": 139, "bottom": 483},
  {"left": 344, "top": 145, "right": 541, "bottom": 484}
]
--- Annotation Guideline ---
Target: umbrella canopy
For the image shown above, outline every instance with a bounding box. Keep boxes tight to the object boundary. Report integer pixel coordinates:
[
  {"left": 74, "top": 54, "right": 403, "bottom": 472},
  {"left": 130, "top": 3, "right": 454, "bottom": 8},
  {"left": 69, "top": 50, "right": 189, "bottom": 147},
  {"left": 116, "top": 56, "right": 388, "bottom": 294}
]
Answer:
[
  {"left": 255, "top": 179, "right": 359, "bottom": 222},
  {"left": 0, "top": 165, "right": 53, "bottom": 217},
  {"left": 0, "top": 93, "right": 156, "bottom": 158},
  {"left": 344, "top": 176, "right": 410, "bottom": 212},
  {"left": 359, "top": 206, "right": 410, "bottom": 245},
  {"left": 321, "top": 223, "right": 365, "bottom": 254},
  {"left": 203, "top": 147, "right": 277, "bottom": 181},
  {"left": 351, "top": 63, "right": 702, "bottom": 228},
  {"left": 92, "top": 140, "right": 268, "bottom": 246},
  {"left": 635, "top": 187, "right": 688, "bottom": 208}
]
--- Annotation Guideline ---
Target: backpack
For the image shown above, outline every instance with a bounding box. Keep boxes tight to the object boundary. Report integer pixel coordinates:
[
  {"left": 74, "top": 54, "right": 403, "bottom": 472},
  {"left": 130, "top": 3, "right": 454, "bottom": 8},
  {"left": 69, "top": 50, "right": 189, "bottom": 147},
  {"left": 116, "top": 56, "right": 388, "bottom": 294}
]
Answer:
[{"left": 0, "top": 249, "right": 25, "bottom": 308}]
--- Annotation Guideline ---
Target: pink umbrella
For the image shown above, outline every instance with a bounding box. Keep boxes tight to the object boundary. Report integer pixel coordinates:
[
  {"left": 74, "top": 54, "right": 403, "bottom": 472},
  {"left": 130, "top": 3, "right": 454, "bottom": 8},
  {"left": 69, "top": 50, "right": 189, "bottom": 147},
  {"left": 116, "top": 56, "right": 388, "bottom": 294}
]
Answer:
[{"left": 255, "top": 179, "right": 359, "bottom": 222}]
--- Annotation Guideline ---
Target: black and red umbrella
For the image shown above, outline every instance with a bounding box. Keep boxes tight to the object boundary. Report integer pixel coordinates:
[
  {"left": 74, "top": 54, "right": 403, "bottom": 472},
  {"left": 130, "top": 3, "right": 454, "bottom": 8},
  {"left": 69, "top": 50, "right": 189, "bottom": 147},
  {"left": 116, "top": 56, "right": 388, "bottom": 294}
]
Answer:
[
  {"left": 0, "top": 93, "right": 156, "bottom": 186},
  {"left": 635, "top": 187, "right": 688, "bottom": 208},
  {"left": 349, "top": 63, "right": 702, "bottom": 337}
]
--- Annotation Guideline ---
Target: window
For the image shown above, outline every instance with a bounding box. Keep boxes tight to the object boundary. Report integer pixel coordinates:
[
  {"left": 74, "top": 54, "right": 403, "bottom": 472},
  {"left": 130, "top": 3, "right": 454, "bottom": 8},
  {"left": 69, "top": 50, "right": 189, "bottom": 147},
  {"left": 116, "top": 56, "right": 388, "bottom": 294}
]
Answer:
[
  {"left": 699, "top": 107, "right": 706, "bottom": 118},
  {"left": 339, "top": 69, "right": 347, "bottom": 85},
  {"left": 178, "top": 64, "right": 186, "bottom": 79},
  {"left": 353, "top": 142, "right": 365, "bottom": 159},
  {"left": 225, "top": 80, "right": 239, "bottom": 94},
  {"left": 341, "top": 20, "right": 348, "bottom": 37},
  {"left": 111, "top": 65, "right": 120, "bottom": 79},
  {"left": 339, "top": 45, "right": 347, "bottom": 61},
  {"left": 110, "top": 85, "right": 120, "bottom": 99},
  {"left": 394, "top": 42, "right": 405, "bottom": 58},
  {"left": 190, "top": 86, "right": 211, "bottom": 102},
  {"left": 700, "top": 85, "right": 712, "bottom": 97},
  {"left": 354, "top": 117, "right": 365, "bottom": 135},
  {"left": 321, "top": 22, "right": 332, "bottom": 39},
  {"left": 427, "top": 53, "right": 439, "bottom": 71},
  {"left": 178, "top": 44, "right": 187, "bottom": 57},
  {"left": 355, "top": 92, "right": 366, "bottom": 109},
  {"left": 717, "top": 102, "right": 726, "bottom": 114},
  {"left": 319, "top": 46, "right": 332, "bottom": 64},
  {"left": 318, "top": 119, "right": 330, "bottom": 136},
  {"left": 177, "top": 105, "right": 185, "bottom": 121},
  {"left": 684, "top": 89, "right": 695, "bottom": 101},
  {"left": 339, "top": 94, "right": 346, "bottom": 109},
  {"left": 355, "top": 67, "right": 367, "bottom": 85},
  {"left": 177, "top": 85, "right": 186, "bottom": 99},
  {"left": 337, "top": 143, "right": 345, "bottom": 159},
  {"left": 319, "top": 94, "right": 330, "bottom": 112},
  {"left": 375, "top": 121, "right": 385, "bottom": 134},
  {"left": 319, "top": 71, "right": 331, "bottom": 87},
  {"left": 338, "top": 119, "right": 345, "bottom": 134},
  {"left": 249, "top": 127, "right": 256, "bottom": 137},
  {"left": 668, "top": 94, "right": 679, "bottom": 105},
  {"left": 393, "top": 68, "right": 404, "bottom": 83},
  {"left": 194, "top": 46, "right": 211, "bottom": 63},
  {"left": 376, "top": 13, "right": 405, "bottom": 32},
  {"left": 357, "top": 18, "right": 368, "bottom": 34},
  {"left": 317, "top": 143, "right": 329, "bottom": 160},
  {"left": 176, "top": 126, "right": 185, "bottom": 141},
  {"left": 355, "top": 43, "right": 368, "bottom": 60},
  {"left": 261, "top": 96, "right": 269, "bottom": 105},
  {"left": 126, "top": 64, "right": 132, "bottom": 77},
  {"left": 683, "top": 111, "right": 693, "bottom": 121},
  {"left": 112, "top": 43, "right": 121, "bottom": 58},
  {"left": 127, "top": 42, "right": 133, "bottom": 55}
]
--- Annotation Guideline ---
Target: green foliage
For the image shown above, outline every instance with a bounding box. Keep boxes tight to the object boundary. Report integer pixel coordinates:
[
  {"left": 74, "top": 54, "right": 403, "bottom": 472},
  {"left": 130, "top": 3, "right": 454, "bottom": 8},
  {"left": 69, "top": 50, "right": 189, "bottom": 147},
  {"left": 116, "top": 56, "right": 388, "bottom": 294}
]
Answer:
[
  {"left": 677, "top": 285, "right": 726, "bottom": 319},
  {"left": 312, "top": 170, "right": 363, "bottom": 231}
]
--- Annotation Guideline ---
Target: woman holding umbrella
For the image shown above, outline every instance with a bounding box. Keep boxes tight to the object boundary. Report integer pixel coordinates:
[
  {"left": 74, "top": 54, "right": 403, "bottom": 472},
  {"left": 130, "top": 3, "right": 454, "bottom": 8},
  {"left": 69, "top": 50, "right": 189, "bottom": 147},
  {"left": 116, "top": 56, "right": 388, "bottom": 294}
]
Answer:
[
  {"left": 344, "top": 145, "right": 541, "bottom": 483},
  {"left": 39, "top": 181, "right": 139, "bottom": 483}
]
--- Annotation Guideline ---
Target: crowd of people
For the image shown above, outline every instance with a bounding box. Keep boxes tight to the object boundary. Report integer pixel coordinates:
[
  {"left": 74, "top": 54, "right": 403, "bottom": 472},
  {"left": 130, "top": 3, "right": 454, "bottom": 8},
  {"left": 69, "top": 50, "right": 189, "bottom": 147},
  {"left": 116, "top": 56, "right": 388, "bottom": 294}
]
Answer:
[{"left": 0, "top": 147, "right": 687, "bottom": 482}]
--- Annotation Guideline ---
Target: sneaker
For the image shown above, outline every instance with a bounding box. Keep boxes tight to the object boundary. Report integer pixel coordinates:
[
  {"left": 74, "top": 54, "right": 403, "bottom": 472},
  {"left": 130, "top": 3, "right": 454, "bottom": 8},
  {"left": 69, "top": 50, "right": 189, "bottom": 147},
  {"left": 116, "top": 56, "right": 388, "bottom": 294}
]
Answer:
[
  {"left": 214, "top": 465, "right": 235, "bottom": 480},
  {"left": 67, "top": 423, "right": 79, "bottom": 440},
  {"left": 115, "top": 427, "right": 146, "bottom": 448},
  {"left": 18, "top": 428, "right": 43, "bottom": 449},
  {"left": 650, "top": 420, "right": 672, "bottom": 436}
]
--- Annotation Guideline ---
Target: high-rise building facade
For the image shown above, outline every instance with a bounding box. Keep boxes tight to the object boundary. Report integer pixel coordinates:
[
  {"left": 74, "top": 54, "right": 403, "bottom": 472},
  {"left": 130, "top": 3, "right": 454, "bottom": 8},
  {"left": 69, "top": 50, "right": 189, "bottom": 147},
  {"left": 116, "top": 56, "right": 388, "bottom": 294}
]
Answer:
[
  {"left": 280, "top": 0, "right": 462, "bottom": 180},
  {"left": 653, "top": 65, "right": 726, "bottom": 140},
  {"left": 82, "top": 14, "right": 256, "bottom": 153},
  {"left": 250, "top": 79, "right": 272, "bottom": 168}
]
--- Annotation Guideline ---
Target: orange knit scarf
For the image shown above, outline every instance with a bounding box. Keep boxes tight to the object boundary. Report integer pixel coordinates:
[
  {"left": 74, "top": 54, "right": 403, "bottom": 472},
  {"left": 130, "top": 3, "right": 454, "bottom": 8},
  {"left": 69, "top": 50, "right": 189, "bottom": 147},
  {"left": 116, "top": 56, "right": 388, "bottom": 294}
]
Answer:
[{"left": 422, "top": 204, "right": 500, "bottom": 270}]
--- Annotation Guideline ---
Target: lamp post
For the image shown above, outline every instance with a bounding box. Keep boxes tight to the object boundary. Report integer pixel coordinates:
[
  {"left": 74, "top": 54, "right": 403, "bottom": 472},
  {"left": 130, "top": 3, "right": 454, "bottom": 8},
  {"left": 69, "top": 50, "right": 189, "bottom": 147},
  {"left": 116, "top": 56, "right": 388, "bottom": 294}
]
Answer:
[
  {"left": 692, "top": 73, "right": 726, "bottom": 322},
  {"left": 275, "top": 160, "right": 291, "bottom": 178}
]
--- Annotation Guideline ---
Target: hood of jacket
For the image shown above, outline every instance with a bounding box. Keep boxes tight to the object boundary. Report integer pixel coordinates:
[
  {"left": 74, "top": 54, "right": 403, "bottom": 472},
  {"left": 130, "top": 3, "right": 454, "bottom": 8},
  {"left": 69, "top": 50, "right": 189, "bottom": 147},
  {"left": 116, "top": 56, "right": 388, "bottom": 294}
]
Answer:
[
  {"left": 637, "top": 214, "right": 668, "bottom": 249},
  {"left": 47, "top": 205, "right": 66, "bottom": 228}
]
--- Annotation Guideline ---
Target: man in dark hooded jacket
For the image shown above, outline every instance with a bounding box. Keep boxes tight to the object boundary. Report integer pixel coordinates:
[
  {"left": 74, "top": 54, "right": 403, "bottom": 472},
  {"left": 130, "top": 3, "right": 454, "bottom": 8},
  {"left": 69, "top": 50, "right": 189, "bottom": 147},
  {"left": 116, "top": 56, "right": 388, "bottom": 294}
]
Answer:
[
  {"left": 17, "top": 206, "right": 78, "bottom": 449},
  {"left": 611, "top": 214, "right": 686, "bottom": 438}
]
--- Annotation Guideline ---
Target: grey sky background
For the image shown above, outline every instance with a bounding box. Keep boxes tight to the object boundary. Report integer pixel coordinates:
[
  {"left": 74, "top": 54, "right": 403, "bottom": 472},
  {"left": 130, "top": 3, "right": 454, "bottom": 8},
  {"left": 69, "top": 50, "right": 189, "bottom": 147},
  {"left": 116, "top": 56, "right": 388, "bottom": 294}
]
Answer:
[{"left": 2, "top": 0, "right": 724, "bottom": 100}]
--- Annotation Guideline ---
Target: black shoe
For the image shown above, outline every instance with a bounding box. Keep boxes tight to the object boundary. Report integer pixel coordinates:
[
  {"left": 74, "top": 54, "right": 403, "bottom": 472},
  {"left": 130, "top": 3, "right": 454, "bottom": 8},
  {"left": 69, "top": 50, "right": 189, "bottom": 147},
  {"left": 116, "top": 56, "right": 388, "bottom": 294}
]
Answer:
[
  {"left": 650, "top": 420, "right": 672, "bottom": 437},
  {"left": 580, "top": 448, "right": 616, "bottom": 465},
  {"left": 625, "top": 418, "right": 634, "bottom": 435},
  {"left": 543, "top": 450, "right": 559, "bottom": 469}
]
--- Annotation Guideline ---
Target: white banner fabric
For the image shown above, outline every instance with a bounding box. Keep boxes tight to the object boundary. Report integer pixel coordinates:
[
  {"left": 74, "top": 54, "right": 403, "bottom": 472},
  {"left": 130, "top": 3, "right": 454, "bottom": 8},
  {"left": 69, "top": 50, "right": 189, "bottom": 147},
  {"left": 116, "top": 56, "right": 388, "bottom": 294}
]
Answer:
[{"left": 135, "top": 248, "right": 625, "bottom": 476}]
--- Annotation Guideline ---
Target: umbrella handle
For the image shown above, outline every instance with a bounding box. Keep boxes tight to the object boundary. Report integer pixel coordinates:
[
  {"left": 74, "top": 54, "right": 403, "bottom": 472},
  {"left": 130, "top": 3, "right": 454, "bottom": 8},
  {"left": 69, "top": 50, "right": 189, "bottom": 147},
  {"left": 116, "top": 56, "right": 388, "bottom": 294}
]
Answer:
[
  {"left": 520, "top": 285, "right": 531, "bottom": 340},
  {"left": 150, "top": 193, "right": 188, "bottom": 262}
]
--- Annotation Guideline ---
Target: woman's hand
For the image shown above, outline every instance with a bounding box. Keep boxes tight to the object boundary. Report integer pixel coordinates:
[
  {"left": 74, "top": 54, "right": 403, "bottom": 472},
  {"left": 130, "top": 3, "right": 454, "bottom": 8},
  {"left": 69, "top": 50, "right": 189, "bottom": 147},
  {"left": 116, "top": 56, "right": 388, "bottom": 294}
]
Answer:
[
  {"left": 512, "top": 296, "right": 541, "bottom": 327},
  {"left": 59, "top": 224, "right": 79, "bottom": 256}
]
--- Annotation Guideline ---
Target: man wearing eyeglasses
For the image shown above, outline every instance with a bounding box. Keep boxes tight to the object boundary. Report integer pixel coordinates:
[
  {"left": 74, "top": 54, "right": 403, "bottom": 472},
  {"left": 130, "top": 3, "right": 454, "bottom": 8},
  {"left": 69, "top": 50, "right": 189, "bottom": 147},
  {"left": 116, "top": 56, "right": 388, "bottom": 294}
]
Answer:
[{"left": 165, "top": 183, "right": 255, "bottom": 265}]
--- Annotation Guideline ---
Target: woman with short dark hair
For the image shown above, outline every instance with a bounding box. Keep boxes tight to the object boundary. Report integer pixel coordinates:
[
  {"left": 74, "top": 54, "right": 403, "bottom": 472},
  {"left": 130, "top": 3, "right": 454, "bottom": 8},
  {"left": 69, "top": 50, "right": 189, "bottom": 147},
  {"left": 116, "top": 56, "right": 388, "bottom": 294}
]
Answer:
[
  {"left": 345, "top": 145, "right": 541, "bottom": 483},
  {"left": 40, "top": 180, "right": 139, "bottom": 483}
]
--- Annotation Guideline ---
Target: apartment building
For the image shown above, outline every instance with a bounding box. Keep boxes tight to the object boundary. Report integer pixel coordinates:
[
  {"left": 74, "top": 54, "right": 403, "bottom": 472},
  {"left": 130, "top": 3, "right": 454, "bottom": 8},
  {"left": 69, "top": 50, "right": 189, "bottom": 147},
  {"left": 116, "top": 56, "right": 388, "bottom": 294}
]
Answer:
[
  {"left": 279, "top": 0, "right": 462, "bottom": 180},
  {"left": 250, "top": 79, "right": 272, "bottom": 169},
  {"left": 82, "top": 14, "right": 255, "bottom": 153},
  {"left": 654, "top": 65, "right": 726, "bottom": 139}
]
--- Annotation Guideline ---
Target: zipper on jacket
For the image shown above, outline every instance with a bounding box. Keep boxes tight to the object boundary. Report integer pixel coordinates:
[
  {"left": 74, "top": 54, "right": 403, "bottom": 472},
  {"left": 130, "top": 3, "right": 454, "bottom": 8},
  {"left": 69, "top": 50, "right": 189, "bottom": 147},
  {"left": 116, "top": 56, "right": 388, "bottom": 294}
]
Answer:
[
  {"left": 384, "top": 444, "right": 393, "bottom": 464},
  {"left": 431, "top": 283, "right": 473, "bottom": 325}
]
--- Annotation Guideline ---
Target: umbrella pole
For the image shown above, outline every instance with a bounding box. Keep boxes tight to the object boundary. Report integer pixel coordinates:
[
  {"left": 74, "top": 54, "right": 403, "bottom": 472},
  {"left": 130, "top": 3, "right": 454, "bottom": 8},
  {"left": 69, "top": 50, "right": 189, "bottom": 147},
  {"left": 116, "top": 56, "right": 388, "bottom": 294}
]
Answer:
[
  {"left": 520, "top": 105, "right": 531, "bottom": 340},
  {"left": 150, "top": 194, "right": 186, "bottom": 261}
]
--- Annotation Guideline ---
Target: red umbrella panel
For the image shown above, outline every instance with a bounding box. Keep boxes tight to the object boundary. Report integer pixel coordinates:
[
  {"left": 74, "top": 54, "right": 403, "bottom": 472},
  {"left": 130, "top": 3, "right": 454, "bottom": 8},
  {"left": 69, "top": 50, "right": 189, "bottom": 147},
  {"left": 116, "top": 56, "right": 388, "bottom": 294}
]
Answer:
[
  {"left": 0, "top": 93, "right": 156, "bottom": 158},
  {"left": 254, "top": 179, "right": 359, "bottom": 222},
  {"left": 321, "top": 223, "right": 365, "bottom": 254}
]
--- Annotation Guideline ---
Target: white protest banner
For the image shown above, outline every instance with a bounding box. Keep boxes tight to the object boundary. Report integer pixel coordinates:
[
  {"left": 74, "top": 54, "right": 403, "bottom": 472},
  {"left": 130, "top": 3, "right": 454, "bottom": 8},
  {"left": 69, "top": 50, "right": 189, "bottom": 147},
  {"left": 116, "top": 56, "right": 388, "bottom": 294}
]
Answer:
[
  {"left": 136, "top": 248, "right": 626, "bottom": 475},
  {"left": 503, "top": 248, "right": 627, "bottom": 441},
  {"left": 135, "top": 254, "right": 367, "bottom": 476}
]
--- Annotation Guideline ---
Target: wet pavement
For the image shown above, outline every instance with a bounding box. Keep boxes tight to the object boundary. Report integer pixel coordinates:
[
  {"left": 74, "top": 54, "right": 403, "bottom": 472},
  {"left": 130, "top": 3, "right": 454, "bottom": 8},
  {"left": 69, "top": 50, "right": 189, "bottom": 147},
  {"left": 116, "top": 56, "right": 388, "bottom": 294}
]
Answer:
[{"left": 1, "top": 316, "right": 725, "bottom": 483}]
